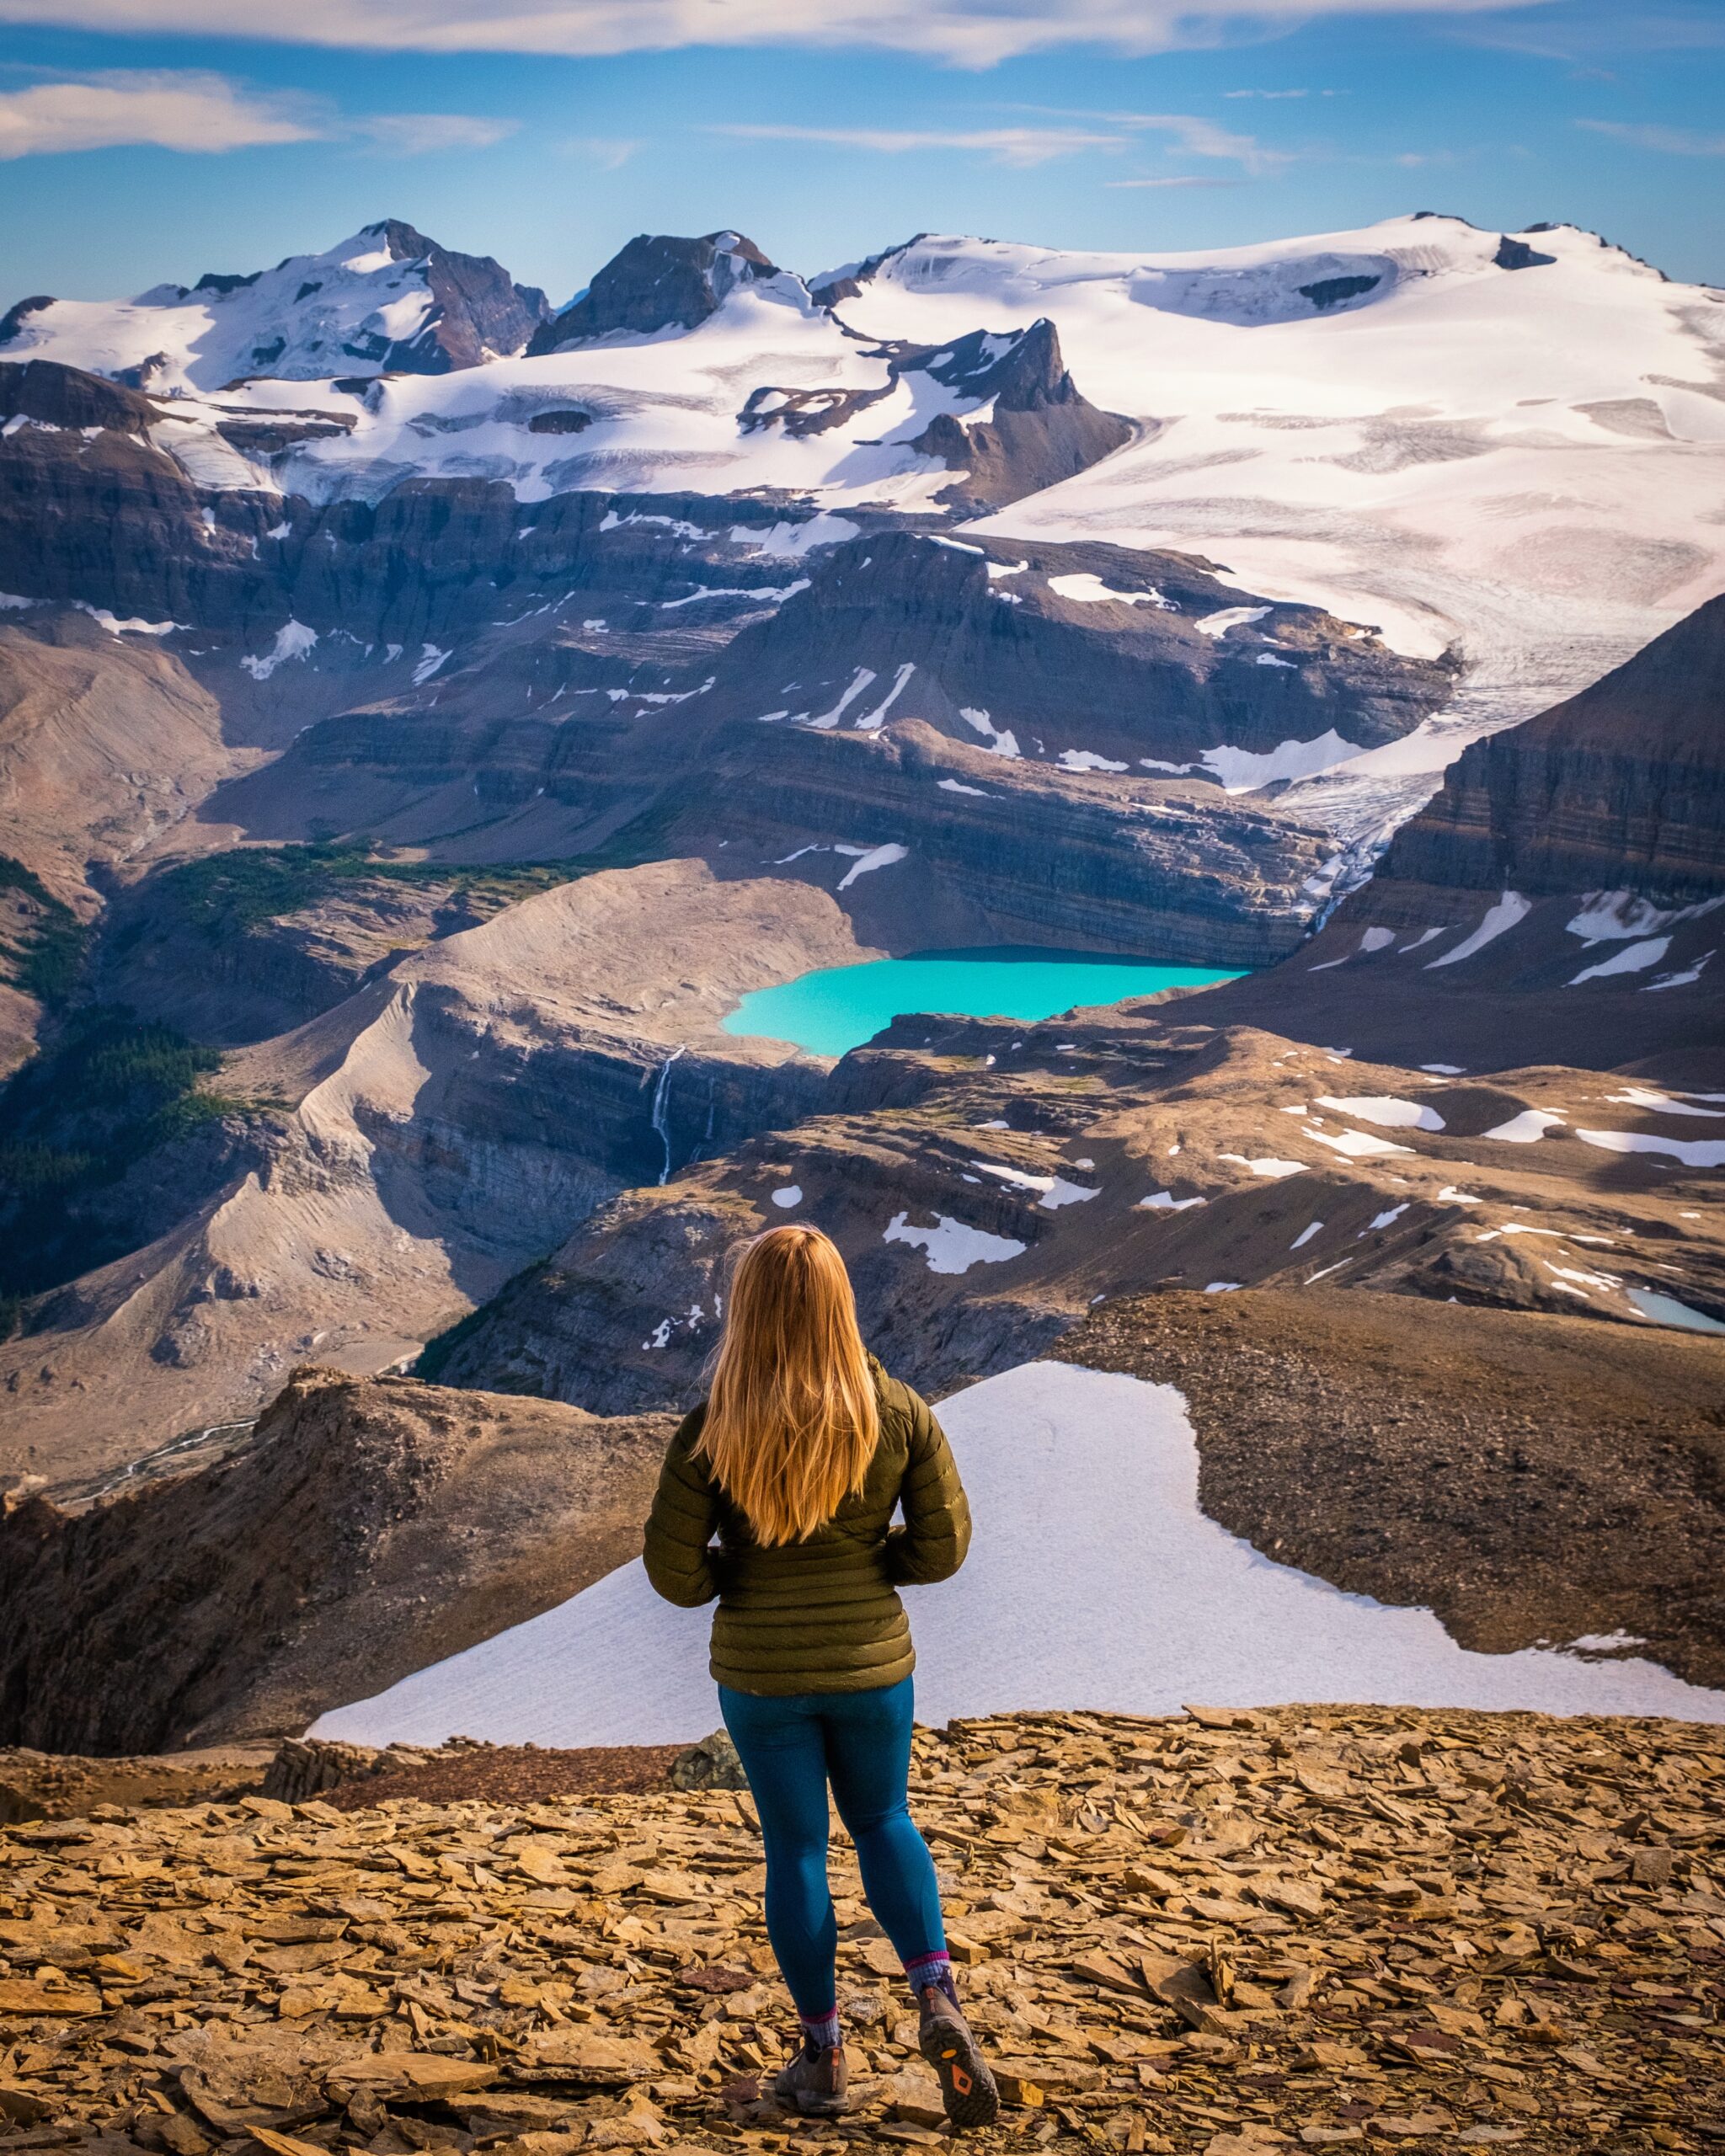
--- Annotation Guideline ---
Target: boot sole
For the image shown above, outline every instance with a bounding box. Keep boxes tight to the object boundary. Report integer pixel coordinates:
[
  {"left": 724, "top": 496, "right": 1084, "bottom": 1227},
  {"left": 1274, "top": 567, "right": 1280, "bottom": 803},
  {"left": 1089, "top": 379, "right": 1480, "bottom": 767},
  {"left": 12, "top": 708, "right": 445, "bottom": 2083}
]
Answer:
[{"left": 919, "top": 2015, "right": 1000, "bottom": 2131}]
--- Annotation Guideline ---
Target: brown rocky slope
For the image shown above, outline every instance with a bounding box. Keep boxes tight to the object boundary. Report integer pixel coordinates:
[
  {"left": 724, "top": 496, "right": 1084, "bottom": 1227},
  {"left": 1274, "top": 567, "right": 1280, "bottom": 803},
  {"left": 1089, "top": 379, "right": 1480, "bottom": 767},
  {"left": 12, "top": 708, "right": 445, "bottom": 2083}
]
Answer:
[
  {"left": 1056, "top": 1289, "right": 1725, "bottom": 1692},
  {"left": 0, "top": 1705, "right": 1718, "bottom": 2149},
  {"left": 437, "top": 1006, "right": 1725, "bottom": 1420},
  {"left": 0, "top": 1366, "right": 675, "bottom": 1758}
]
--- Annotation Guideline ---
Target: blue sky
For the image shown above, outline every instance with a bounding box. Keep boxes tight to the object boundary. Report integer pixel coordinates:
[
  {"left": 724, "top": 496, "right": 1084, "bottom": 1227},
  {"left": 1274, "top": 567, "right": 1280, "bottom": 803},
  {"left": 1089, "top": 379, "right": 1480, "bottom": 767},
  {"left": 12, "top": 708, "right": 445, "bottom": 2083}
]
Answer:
[{"left": 1, "top": 1, "right": 1722, "bottom": 303}]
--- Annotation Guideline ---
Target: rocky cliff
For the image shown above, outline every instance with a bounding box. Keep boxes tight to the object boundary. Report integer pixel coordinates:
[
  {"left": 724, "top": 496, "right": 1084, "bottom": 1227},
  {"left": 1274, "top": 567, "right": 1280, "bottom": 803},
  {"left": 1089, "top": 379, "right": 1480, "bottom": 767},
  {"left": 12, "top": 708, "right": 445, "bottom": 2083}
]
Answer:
[
  {"left": 1385, "top": 590, "right": 1725, "bottom": 900},
  {"left": 0, "top": 1364, "right": 676, "bottom": 1753},
  {"left": 530, "top": 231, "right": 789, "bottom": 351},
  {"left": 1190, "top": 590, "right": 1725, "bottom": 1070}
]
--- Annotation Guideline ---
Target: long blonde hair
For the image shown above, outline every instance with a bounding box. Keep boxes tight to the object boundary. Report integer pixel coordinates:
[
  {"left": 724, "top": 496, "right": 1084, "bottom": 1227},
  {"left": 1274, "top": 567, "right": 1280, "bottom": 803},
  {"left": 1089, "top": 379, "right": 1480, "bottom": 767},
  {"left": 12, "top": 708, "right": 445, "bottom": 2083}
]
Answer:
[{"left": 697, "top": 1225, "right": 880, "bottom": 1545}]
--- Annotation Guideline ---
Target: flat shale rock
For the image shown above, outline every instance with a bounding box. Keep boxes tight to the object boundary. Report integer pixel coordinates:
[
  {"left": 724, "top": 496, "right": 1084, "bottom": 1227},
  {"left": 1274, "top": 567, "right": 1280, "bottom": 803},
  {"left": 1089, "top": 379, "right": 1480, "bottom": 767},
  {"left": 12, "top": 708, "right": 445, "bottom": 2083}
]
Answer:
[{"left": 0, "top": 1706, "right": 1719, "bottom": 2153}]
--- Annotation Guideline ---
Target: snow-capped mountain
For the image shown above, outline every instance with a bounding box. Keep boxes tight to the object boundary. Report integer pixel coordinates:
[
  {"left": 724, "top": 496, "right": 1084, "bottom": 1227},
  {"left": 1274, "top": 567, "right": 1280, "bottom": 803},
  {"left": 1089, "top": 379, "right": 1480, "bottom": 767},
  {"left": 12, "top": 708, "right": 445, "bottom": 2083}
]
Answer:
[
  {"left": 0, "top": 218, "right": 547, "bottom": 392},
  {"left": 10, "top": 209, "right": 1715, "bottom": 731}
]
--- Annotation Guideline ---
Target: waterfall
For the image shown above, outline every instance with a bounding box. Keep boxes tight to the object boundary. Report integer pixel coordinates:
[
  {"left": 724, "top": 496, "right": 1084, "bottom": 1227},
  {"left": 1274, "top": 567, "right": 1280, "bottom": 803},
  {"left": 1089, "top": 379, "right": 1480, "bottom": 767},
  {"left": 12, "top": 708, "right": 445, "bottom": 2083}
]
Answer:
[{"left": 649, "top": 1046, "right": 686, "bottom": 1185}]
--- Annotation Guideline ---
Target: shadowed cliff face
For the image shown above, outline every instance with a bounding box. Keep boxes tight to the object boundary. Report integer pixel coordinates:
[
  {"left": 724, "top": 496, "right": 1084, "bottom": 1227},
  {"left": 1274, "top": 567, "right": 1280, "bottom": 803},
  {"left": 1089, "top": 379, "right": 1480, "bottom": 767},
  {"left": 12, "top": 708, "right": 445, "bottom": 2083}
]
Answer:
[
  {"left": 697, "top": 528, "right": 1450, "bottom": 761},
  {"left": 1188, "top": 590, "right": 1725, "bottom": 1070},
  {"left": 1384, "top": 590, "right": 1725, "bottom": 900}
]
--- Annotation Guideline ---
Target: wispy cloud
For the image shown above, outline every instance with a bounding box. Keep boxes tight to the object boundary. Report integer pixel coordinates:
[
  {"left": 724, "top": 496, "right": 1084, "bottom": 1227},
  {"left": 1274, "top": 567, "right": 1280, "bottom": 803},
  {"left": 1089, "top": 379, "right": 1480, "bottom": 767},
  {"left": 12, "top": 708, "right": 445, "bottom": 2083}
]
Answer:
[
  {"left": 1104, "top": 174, "right": 1247, "bottom": 188},
  {"left": 1223, "top": 87, "right": 1311, "bottom": 98},
  {"left": 351, "top": 111, "right": 517, "bottom": 154},
  {"left": 708, "top": 123, "right": 1124, "bottom": 168},
  {"left": 0, "top": 68, "right": 317, "bottom": 157},
  {"left": 1001, "top": 103, "right": 1287, "bottom": 173},
  {"left": 0, "top": 67, "right": 512, "bottom": 159},
  {"left": 0, "top": 0, "right": 1567, "bottom": 69},
  {"left": 1577, "top": 117, "right": 1725, "bottom": 155},
  {"left": 564, "top": 135, "right": 643, "bottom": 169}
]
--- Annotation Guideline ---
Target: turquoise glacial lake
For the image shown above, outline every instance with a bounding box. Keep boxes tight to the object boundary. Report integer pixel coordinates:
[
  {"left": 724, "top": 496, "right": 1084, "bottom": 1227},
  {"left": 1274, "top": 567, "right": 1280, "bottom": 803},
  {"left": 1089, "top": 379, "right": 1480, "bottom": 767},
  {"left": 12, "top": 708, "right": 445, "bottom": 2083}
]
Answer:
[{"left": 722, "top": 946, "right": 1246, "bottom": 1059}]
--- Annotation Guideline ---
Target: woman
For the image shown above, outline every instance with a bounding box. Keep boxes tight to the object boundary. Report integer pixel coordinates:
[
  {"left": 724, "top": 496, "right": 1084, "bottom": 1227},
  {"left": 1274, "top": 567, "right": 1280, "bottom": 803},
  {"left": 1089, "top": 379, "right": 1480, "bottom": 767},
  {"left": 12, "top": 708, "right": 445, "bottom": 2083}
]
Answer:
[{"left": 644, "top": 1224, "right": 998, "bottom": 2127}]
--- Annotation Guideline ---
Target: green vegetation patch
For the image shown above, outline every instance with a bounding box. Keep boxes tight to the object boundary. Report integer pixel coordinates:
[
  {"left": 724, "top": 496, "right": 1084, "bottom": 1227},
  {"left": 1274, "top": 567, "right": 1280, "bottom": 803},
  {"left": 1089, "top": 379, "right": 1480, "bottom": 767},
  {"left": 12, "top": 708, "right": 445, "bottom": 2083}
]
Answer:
[
  {"left": 148, "top": 842, "right": 585, "bottom": 942},
  {"left": 0, "top": 855, "right": 89, "bottom": 1007},
  {"left": 0, "top": 1007, "right": 244, "bottom": 1313}
]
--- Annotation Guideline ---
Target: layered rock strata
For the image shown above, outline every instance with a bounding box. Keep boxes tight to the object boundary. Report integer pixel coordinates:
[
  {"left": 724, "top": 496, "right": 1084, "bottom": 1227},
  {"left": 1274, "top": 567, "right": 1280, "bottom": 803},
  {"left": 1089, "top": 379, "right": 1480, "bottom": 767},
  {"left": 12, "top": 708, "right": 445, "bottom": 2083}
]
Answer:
[{"left": 1197, "top": 590, "right": 1725, "bottom": 1069}]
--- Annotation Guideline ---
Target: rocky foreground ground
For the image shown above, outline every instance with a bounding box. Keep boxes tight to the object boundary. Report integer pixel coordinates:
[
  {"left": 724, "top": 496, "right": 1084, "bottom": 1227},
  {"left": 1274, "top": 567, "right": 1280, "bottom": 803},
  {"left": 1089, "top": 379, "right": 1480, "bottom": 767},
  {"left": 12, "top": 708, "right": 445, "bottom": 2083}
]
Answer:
[{"left": 1, "top": 1707, "right": 1721, "bottom": 2153}]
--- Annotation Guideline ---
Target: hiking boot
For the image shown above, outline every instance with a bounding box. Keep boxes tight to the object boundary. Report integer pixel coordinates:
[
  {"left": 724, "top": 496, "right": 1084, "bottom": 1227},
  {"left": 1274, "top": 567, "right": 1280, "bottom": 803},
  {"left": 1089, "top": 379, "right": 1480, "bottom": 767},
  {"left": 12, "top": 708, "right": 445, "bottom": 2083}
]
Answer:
[
  {"left": 917, "top": 1983, "right": 1000, "bottom": 2130},
  {"left": 773, "top": 2038, "right": 849, "bottom": 2116}
]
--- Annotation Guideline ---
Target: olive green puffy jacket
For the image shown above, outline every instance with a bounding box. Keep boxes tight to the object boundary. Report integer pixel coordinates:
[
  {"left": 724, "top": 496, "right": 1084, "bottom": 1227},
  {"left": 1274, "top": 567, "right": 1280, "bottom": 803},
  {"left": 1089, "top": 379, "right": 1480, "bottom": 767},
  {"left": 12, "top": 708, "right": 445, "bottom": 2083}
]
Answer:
[{"left": 641, "top": 1360, "right": 971, "bottom": 1696}]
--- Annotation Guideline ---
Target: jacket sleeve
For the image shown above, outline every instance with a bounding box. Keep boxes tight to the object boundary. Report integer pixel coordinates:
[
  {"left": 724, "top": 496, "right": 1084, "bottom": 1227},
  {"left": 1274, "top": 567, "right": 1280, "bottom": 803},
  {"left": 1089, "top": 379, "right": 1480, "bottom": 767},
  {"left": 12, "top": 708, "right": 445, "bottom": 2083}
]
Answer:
[
  {"left": 883, "top": 1388, "right": 972, "bottom": 1586},
  {"left": 643, "top": 1409, "right": 724, "bottom": 1608}
]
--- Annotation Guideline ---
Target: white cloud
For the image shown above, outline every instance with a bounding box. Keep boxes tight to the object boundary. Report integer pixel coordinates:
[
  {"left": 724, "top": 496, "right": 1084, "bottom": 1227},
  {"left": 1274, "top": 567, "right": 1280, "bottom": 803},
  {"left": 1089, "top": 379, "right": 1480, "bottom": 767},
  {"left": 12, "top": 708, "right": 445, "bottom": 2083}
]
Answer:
[
  {"left": 352, "top": 111, "right": 518, "bottom": 153},
  {"left": 0, "top": 68, "right": 512, "bottom": 160},
  {"left": 1104, "top": 173, "right": 1247, "bottom": 187},
  {"left": 1012, "top": 104, "right": 1287, "bottom": 173},
  {"left": 564, "top": 134, "right": 643, "bottom": 168},
  {"left": 1578, "top": 118, "right": 1725, "bottom": 155},
  {"left": 709, "top": 123, "right": 1125, "bottom": 167},
  {"left": 0, "top": 68, "right": 318, "bottom": 157},
  {"left": 1113, "top": 109, "right": 1287, "bottom": 170},
  {"left": 0, "top": 0, "right": 1564, "bottom": 69},
  {"left": 1223, "top": 87, "right": 1312, "bottom": 96}
]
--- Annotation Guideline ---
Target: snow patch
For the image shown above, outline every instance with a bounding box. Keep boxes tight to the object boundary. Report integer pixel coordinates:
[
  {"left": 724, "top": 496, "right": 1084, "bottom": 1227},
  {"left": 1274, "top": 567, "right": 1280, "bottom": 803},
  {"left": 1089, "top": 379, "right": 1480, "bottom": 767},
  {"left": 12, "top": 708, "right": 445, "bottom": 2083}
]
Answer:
[
  {"left": 302, "top": 1363, "right": 1725, "bottom": 1745},
  {"left": 1200, "top": 730, "right": 1360, "bottom": 793},
  {"left": 1194, "top": 606, "right": 1271, "bottom": 638},
  {"left": 1575, "top": 1129, "right": 1725, "bottom": 1169},
  {"left": 1057, "top": 750, "right": 1129, "bottom": 774},
  {"left": 240, "top": 619, "right": 318, "bottom": 680},
  {"left": 1047, "top": 573, "right": 1169, "bottom": 608},
  {"left": 1304, "top": 1128, "right": 1415, "bottom": 1160},
  {"left": 836, "top": 842, "right": 908, "bottom": 890},
  {"left": 1313, "top": 1093, "right": 1445, "bottom": 1132},
  {"left": 884, "top": 1211, "right": 1027, "bottom": 1276},
  {"left": 1482, "top": 1109, "right": 1564, "bottom": 1143},
  {"left": 1426, "top": 892, "right": 1531, "bottom": 969},
  {"left": 1569, "top": 937, "right": 1670, "bottom": 985},
  {"left": 959, "top": 707, "right": 1021, "bottom": 758}
]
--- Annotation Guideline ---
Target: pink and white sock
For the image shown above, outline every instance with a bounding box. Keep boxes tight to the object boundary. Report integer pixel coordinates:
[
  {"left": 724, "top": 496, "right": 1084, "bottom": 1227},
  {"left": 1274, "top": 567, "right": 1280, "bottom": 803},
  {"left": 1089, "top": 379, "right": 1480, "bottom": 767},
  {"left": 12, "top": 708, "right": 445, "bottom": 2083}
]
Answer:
[
  {"left": 799, "top": 2005, "right": 842, "bottom": 2052},
  {"left": 905, "top": 1949, "right": 959, "bottom": 2008}
]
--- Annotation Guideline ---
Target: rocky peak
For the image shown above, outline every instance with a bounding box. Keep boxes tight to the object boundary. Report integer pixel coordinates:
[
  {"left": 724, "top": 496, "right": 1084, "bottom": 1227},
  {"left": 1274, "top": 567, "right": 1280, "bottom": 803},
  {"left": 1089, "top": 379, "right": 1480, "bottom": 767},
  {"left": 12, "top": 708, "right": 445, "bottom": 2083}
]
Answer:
[
  {"left": 910, "top": 317, "right": 1074, "bottom": 409},
  {"left": 1, "top": 220, "right": 548, "bottom": 390},
  {"left": 0, "top": 358, "right": 157, "bottom": 436},
  {"left": 528, "top": 230, "right": 789, "bottom": 352}
]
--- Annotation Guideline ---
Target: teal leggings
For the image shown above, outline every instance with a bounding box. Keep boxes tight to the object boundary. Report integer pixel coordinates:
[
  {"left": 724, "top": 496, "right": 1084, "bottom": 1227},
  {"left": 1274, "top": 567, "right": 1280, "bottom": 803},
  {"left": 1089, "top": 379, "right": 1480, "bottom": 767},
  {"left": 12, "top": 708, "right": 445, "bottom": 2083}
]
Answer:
[{"left": 718, "top": 1674, "right": 946, "bottom": 2018}]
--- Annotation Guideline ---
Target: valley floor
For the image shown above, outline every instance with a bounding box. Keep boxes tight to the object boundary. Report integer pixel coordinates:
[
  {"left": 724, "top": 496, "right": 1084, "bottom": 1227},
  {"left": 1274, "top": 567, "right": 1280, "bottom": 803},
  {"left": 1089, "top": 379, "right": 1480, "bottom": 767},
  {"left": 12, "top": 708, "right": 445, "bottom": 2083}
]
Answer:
[{"left": 0, "top": 1705, "right": 1719, "bottom": 2151}]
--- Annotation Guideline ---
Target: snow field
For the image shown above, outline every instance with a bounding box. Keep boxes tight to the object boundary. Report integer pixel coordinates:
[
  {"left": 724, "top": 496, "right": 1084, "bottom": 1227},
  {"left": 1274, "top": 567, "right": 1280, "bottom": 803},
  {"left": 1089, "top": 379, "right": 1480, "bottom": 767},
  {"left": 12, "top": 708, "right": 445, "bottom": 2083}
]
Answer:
[{"left": 312, "top": 1362, "right": 1725, "bottom": 1748}]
